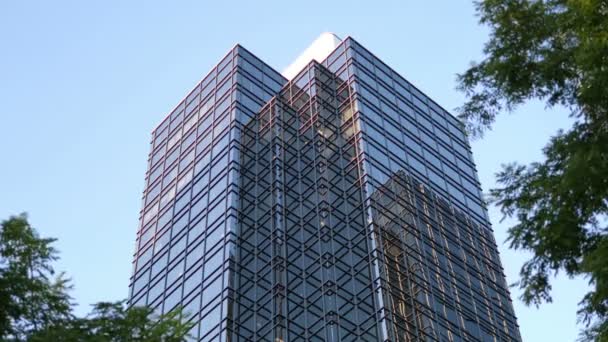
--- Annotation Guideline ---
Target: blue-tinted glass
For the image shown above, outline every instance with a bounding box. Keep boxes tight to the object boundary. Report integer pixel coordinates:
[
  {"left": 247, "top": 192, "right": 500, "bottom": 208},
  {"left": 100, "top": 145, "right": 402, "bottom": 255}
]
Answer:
[{"left": 130, "top": 39, "right": 520, "bottom": 342}]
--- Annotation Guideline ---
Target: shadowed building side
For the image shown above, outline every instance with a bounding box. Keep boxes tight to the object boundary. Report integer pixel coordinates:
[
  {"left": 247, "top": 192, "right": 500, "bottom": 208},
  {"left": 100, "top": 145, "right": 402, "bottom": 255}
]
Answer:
[{"left": 230, "top": 62, "right": 382, "bottom": 341}]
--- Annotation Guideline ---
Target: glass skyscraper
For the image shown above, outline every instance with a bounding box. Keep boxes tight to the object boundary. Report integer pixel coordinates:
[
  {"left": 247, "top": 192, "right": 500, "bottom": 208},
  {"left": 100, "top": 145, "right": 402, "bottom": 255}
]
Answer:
[{"left": 129, "top": 33, "right": 521, "bottom": 341}]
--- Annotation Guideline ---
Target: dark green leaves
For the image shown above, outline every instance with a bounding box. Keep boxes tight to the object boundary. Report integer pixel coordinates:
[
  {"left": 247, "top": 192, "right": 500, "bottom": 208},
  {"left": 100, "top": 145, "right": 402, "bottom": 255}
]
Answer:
[
  {"left": 458, "top": 1, "right": 608, "bottom": 340},
  {"left": 0, "top": 214, "right": 72, "bottom": 340},
  {"left": 29, "top": 302, "right": 194, "bottom": 342}
]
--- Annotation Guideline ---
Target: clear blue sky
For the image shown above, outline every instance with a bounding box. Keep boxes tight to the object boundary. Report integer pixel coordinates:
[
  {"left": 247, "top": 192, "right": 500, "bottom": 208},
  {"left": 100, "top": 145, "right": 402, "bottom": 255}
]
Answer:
[{"left": 0, "top": 1, "right": 588, "bottom": 340}]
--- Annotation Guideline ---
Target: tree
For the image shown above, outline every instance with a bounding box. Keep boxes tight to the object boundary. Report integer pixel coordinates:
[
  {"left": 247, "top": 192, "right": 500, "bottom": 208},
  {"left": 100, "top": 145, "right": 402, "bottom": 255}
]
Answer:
[
  {"left": 457, "top": 0, "right": 608, "bottom": 340},
  {"left": 29, "top": 302, "right": 192, "bottom": 342},
  {"left": 0, "top": 214, "right": 193, "bottom": 341},
  {"left": 0, "top": 214, "right": 72, "bottom": 340}
]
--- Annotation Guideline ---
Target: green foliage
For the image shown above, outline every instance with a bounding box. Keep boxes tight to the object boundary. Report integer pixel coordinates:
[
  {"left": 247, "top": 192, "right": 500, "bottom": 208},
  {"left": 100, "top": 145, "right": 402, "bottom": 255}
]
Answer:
[
  {"left": 0, "top": 214, "right": 193, "bottom": 341},
  {"left": 458, "top": 0, "right": 608, "bottom": 340},
  {"left": 29, "top": 302, "right": 193, "bottom": 342},
  {"left": 0, "top": 214, "right": 72, "bottom": 340}
]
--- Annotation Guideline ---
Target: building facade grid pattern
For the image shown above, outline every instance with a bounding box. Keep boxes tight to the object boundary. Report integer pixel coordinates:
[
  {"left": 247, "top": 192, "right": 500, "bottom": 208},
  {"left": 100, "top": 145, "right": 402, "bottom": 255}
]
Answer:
[{"left": 128, "top": 36, "right": 521, "bottom": 342}]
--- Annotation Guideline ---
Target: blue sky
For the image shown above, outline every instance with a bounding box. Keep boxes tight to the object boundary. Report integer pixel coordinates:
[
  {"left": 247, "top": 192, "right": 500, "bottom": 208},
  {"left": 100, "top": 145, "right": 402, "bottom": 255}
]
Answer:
[{"left": 0, "top": 1, "right": 588, "bottom": 340}]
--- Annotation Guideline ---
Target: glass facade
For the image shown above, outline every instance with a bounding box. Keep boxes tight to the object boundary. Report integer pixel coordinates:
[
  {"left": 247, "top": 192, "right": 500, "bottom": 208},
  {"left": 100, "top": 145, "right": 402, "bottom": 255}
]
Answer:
[{"left": 129, "top": 37, "right": 521, "bottom": 341}]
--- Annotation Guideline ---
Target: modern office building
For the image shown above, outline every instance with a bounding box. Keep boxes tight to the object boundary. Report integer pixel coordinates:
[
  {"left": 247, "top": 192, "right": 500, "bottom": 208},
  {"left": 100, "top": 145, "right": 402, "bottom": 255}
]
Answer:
[{"left": 129, "top": 33, "right": 521, "bottom": 341}]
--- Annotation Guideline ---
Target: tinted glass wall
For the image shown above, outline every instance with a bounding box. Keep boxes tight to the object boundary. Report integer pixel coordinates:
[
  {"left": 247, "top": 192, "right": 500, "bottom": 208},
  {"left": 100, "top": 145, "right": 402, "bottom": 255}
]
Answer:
[
  {"left": 129, "top": 36, "right": 521, "bottom": 342},
  {"left": 336, "top": 38, "right": 521, "bottom": 341},
  {"left": 229, "top": 62, "right": 383, "bottom": 341},
  {"left": 129, "top": 45, "right": 287, "bottom": 341}
]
